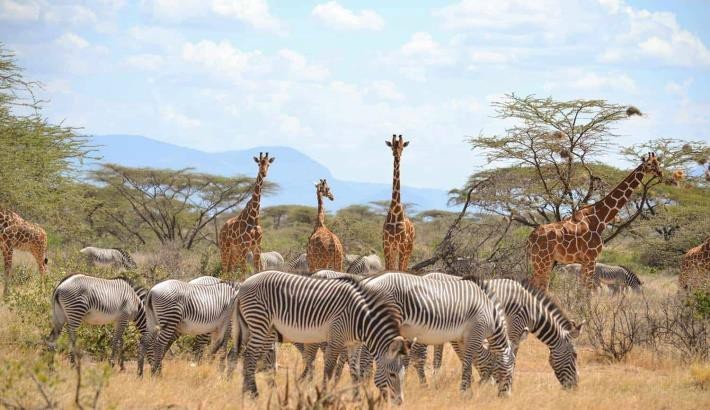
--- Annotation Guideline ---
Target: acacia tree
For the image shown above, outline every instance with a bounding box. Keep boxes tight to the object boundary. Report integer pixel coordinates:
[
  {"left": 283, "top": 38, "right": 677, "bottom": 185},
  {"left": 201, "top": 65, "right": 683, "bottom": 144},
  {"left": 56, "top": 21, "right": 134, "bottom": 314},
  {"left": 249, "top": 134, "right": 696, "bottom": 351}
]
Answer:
[
  {"left": 90, "top": 164, "right": 277, "bottom": 249},
  {"left": 452, "top": 94, "right": 703, "bottom": 243},
  {"left": 0, "top": 44, "right": 91, "bottom": 228}
]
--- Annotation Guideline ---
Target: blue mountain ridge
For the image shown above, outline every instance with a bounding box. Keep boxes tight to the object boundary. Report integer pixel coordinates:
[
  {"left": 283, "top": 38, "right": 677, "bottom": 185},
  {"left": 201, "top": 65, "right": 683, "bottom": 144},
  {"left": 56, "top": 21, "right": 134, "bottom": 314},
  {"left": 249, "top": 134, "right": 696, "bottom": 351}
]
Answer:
[{"left": 85, "top": 135, "right": 451, "bottom": 211}]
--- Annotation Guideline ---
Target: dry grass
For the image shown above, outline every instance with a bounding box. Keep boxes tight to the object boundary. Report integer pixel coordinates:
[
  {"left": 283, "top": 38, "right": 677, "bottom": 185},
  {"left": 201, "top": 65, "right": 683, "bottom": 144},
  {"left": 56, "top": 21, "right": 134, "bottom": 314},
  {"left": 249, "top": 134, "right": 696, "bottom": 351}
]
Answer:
[{"left": 1, "top": 253, "right": 708, "bottom": 409}]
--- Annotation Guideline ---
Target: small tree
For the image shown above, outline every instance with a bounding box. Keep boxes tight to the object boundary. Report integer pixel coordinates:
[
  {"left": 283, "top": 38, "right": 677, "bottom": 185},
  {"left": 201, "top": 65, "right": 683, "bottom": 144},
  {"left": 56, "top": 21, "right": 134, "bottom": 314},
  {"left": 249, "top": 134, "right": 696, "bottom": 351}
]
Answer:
[
  {"left": 0, "top": 44, "right": 92, "bottom": 227},
  {"left": 90, "top": 164, "right": 276, "bottom": 249}
]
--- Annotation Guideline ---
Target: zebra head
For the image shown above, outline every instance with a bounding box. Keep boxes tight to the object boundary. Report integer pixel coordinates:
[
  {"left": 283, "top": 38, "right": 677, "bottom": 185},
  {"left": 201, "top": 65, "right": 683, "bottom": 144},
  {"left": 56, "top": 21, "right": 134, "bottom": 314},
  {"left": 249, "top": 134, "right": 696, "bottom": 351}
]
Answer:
[
  {"left": 374, "top": 335, "right": 410, "bottom": 405},
  {"left": 551, "top": 320, "right": 584, "bottom": 389}
]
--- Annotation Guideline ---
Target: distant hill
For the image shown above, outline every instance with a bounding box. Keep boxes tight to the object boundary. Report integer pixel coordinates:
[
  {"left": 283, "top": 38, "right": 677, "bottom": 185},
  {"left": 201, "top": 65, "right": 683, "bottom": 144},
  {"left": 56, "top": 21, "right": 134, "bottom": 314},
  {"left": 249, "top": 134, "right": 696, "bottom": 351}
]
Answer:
[{"left": 85, "top": 135, "right": 451, "bottom": 211}]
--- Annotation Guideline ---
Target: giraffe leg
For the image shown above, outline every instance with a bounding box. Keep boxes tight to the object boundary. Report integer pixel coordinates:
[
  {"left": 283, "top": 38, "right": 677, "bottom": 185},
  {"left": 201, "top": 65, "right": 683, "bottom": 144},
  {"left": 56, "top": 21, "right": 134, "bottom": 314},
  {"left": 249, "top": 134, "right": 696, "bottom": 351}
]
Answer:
[
  {"left": 400, "top": 243, "right": 413, "bottom": 272},
  {"left": 581, "top": 261, "right": 597, "bottom": 291},
  {"left": 31, "top": 247, "right": 47, "bottom": 276},
  {"left": 253, "top": 228, "right": 263, "bottom": 272},
  {"left": 383, "top": 244, "right": 395, "bottom": 271},
  {"left": 2, "top": 242, "right": 13, "bottom": 298},
  {"left": 220, "top": 246, "right": 232, "bottom": 276},
  {"left": 530, "top": 255, "right": 554, "bottom": 291}
]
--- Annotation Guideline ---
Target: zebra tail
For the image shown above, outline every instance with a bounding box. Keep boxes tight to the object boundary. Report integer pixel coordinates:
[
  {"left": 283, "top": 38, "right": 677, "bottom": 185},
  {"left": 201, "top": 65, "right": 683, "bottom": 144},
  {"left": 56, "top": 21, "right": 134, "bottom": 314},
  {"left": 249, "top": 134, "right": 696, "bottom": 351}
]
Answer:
[{"left": 144, "top": 292, "right": 160, "bottom": 334}]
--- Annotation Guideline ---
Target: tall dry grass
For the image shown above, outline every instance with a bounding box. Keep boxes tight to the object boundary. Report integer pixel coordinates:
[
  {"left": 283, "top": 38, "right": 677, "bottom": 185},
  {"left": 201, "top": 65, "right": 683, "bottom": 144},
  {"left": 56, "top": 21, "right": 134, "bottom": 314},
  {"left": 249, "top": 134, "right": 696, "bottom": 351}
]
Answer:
[{"left": 1, "top": 248, "right": 708, "bottom": 409}]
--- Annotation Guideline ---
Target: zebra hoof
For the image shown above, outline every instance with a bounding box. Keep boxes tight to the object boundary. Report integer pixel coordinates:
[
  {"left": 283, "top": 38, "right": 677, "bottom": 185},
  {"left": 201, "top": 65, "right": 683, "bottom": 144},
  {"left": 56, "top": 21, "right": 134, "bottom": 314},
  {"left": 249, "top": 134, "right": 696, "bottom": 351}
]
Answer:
[{"left": 498, "top": 389, "right": 512, "bottom": 398}]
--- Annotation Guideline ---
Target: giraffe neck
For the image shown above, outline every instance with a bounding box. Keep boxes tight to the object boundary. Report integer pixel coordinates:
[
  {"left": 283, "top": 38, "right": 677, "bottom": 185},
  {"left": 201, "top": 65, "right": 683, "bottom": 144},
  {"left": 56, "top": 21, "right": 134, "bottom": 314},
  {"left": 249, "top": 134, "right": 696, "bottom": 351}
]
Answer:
[
  {"left": 315, "top": 191, "right": 325, "bottom": 228},
  {"left": 391, "top": 154, "right": 401, "bottom": 205},
  {"left": 592, "top": 164, "right": 645, "bottom": 224},
  {"left": 243, "top": 172, "right": 264, "bottom": 223}
]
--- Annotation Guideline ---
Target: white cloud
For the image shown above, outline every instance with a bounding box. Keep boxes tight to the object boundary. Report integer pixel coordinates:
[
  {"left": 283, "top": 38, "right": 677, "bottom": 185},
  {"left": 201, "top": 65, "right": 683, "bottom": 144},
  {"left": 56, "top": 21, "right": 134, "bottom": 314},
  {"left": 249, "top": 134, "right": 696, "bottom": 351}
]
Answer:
[
  {"left": 597, "top": 0, "right": 621, "bottom": 14},
  {"left": 147, "top": 0, "right": 284, "bottom": 32},
  {"left": 311, "top": 1, "right": 383, "bottom": 31},
  {"left": 0, "top": 0, "right": 40, "bottom": 21},
  {"left": 278, "top": 114, "right": 312, "bottom": 137},
  {"left": 125, "top": 54, "right": 164, "bottom": 71},
  {"left": 44, "top": 4, "right": 97, "bottom": 25},
  {"left": 368, "top": 81, "right": 403, "bottom": 101},
  {"left": 56, "top": 33, "right": 90, "bottom": 49},
  {"left": 544, "top": 69, "right": 637, "bottom": 94},
  {"left": 182, "top": 40, "right": 265, "bottom": 79},
  {"left": 160, "top": 106, "right": 201, "bottom": 129},
  {"left": 434, "top": 0, "right": 559, "bottom": 30},
  {"left": 278, "top": 49, "right": 329, "bottom": 81},
  {"left": 387, "top": 32, "right": 456, "bottom": 81},
  {"left": 469, "top": 50, "right": 512, "bottom": 64},
  {"left": 600, "top": 6, "right": 710, "bottom": 68},
  {"left": 43, "top": 79, "right": 71, "bottom": 94}
]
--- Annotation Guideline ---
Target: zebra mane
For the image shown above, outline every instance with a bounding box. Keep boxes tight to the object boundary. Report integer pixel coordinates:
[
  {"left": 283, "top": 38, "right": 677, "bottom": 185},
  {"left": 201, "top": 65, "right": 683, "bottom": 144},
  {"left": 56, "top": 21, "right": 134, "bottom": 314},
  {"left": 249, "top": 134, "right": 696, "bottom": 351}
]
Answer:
[
  {"left": 111, "top": 275, "right": 145, "bottom": 293},
  {"left": 519, "top": 279, "right": 574, "bottom": 332},
  {"left": 55, "top": 273, "right": 79, "bottom": 287}
]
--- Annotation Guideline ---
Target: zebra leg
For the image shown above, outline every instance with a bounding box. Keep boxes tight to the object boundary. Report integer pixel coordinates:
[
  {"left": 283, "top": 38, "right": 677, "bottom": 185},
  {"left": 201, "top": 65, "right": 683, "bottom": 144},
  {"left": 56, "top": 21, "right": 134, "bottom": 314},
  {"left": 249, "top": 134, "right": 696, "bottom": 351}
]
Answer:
[
  {"left": 192, "top": 334, "right": 210, "bottom": 362},
  {"left": 433, "top": 344, "right": 444, "bottom": 372},
  {"left": 410, "top": 342, "right": 428, "bottom": 385},
  {"left": 242, "top": 334, "right": 271, "bottom": 398},
  {"left": 459, "top": 336, "right": 480, "bottom": 392},
  {"left": 137, "top": 331, "right": 152, "bottom": 377},
  {"left": 151, "top": 323, "right": 177, "bottom": 376},
  {"left": 333, "top": 347, "right": 349, "bottom": 384},
  {"left": 111, "top": 317, "right": 129, "bottom": 371},
  {"left": 298, "top": 344, "right": 319, "bottom": 382},
  {"left": 322, "top": 339, "right": 345, "bottom": 391}
]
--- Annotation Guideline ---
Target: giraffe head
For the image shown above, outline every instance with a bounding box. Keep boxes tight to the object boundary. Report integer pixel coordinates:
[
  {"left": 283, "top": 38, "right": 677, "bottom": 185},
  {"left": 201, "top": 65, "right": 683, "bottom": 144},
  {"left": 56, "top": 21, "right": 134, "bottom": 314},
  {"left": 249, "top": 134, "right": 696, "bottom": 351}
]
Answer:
[
  {"left": 253, "top": 152, "right": 275, "bottom": 177},
  {"left": 640, "top": 152, "right": 662, "bottom": 178},
  {"left": 315, "top": 179, "right": 334, "bottom": 201},
  {"left": 385, "top": 134, "right": 409, "bottom": 158}
]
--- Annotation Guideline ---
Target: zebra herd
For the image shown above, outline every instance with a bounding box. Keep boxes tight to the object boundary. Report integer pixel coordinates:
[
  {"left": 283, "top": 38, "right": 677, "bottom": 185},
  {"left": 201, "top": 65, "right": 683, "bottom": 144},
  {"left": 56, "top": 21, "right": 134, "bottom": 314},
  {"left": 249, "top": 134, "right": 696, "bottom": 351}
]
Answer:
[{"left": 47, "top": 263, "right": 588, "bottom": 404}]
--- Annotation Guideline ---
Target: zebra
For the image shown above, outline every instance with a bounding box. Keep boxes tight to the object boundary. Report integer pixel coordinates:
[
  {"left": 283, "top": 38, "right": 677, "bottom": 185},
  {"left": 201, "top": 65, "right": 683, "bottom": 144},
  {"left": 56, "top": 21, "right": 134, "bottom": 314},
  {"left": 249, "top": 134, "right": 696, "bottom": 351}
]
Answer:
[
  {"left": 80, "top": 247, "right": 137, "bottom": 270},
  {"left": 247, "top": 251, "right": 285, "bottom": 271},
  {"left": 295, "top": 270, "right": 365, "bottom": 381},
  {"left": 346, "top": 254, "right": 383, "bottom": 275},
  {"left": 359, "top": 271, "right": 515, "bottom": 396},
  {"left": 145, "top": 279, "right": 238, "bottom": 375},
  {"left": 415, "top": 273, "right": 583, "bottom": 389},
  {"left": 229, "top": 270, "right": 410, "bottom": 404},
  {"left": 286, "top": 252, "right": 309, "bottom": 274},
  {"left": 47, "top": 274, "right": 150, "bottom": 376},
  {"left": 558, "top": 263, "right": 643, "bottom": 293}
]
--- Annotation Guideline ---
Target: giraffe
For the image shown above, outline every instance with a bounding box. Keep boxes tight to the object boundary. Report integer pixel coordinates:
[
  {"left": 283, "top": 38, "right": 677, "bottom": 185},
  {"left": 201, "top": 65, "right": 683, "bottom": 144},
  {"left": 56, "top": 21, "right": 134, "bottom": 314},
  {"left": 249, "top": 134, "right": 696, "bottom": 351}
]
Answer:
[
  {"left": 1, "top": 208, "right": 48, "bottom": 297},
  {"left": 680, "top": 238, "right": 710, "bottom": 292},
  {"left": 383, "top": 134, "right": 416, "bottom": 271},
  {"left": 306, "top": 179, "right": 344, "bottom": 272},
  {"left": 218, "top": 152, "right": 274, "bottom": 276},
  {"left": 527, "top": 152, "right": 662, "bottom": 291}
]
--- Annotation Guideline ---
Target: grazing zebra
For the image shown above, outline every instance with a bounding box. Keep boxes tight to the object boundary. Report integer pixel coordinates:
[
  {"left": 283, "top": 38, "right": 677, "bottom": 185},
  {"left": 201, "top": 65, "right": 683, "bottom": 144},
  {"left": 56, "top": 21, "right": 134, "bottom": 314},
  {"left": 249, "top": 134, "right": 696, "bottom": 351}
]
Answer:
[
  {"left": 559, "top": 263, "right": 643, "bottom": 293},
  {"left": 415, "top": 273, "right": 583, "bottom": 389},
  {"left": 346, "top": 254, "right": 383, "bottom": 275},
  {"left": 247, "top": 251, "right": 285, "bottom": 271},
  {"left": 359, "top": 271, "right": 515, "bottom": 396},
  {"left": 286, "top": 253, "right": 309, "bottom": 274},
  {"left": 80, "top": 247, "right": 137, "bottom": 270},
  {"left": 47, "top": 274, "right": 150, "bottom": 376},
  {"left": 230, "top": 270, "right": 409, "bottom": 404},
  {"left": 344, "top": 254, "right": 361, "bottom": 269},
  {"left": 145, "top": 279, "right": 238, "bottom": 375},
  {"left": 295, "top": 270, "right": 365, "bottom": 381}
]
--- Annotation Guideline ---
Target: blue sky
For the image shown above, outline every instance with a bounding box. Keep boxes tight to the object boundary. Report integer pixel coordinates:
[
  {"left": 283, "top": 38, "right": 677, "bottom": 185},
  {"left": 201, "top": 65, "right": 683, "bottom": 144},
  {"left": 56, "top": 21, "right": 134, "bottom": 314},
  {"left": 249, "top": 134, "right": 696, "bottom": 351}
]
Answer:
[{"left": 1, "top": 0, "right": 708, "bottom": 190}]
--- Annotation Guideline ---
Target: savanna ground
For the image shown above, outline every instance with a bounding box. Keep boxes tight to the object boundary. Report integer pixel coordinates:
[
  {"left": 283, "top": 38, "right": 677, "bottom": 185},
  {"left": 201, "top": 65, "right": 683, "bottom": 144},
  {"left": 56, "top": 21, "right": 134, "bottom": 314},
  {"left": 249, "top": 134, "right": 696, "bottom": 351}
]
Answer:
[{"left": 1, "top": 250, "right": 709, "bottom": 410}]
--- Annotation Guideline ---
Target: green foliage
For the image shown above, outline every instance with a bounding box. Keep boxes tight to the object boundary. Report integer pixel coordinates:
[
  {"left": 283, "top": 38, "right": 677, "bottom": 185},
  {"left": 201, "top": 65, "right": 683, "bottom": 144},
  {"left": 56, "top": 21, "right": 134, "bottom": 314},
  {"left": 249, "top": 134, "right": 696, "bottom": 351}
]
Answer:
[
  {"left": 89, "top": 164, "right": 276, "bottom": 249},
  {"left": 0, "top": 44, "right": 92, "bottom": 233}
]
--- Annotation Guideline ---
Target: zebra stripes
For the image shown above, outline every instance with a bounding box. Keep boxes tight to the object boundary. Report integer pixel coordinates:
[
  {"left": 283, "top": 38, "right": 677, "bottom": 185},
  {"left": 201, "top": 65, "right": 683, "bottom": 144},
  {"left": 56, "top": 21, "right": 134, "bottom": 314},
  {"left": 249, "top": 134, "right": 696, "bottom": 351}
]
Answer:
[
  {"left": 145, "top": 279, "right": 238, "bottom": 375},
  {"left": 415, "top": 273, "right": 582, "bottom": 389},
  {"left": 346, "top": 254, "right": 383, "bottom": 275},
  {"left": 80, "top": 247, "right": 137, "bottom": 270},
  {"left": 230, "top": 270, "right": 409, "bottom": 404},
  {"left": 361, "top": 271, "right": 515, "bottom": 396},
  {"left": 47, "top": 274, "right": 149, "bottom": 376},
  {"left": 559, "top": 263, "right": 643, "bottom": 293}
]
